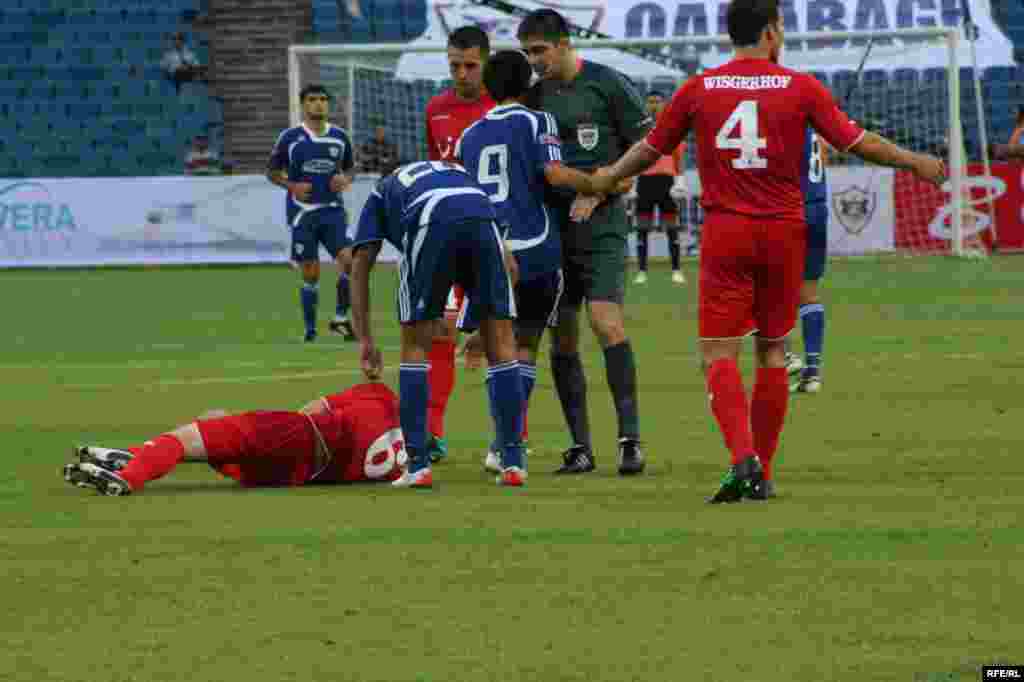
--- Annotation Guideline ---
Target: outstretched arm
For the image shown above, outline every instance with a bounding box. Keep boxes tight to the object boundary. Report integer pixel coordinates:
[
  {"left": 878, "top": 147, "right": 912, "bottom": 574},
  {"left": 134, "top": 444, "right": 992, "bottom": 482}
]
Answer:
[
  {"left": 850, "top": 132, "right": 945, "bottom": 186},
  {"left": 351, "top": 242, "right": 383, "bottom": 380}
]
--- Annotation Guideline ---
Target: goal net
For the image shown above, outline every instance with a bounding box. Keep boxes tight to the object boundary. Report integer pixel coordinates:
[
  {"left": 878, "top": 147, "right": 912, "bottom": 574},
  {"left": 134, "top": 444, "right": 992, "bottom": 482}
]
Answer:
[{"left": 290, "top": 28, "right": 993, "bottom": 257}]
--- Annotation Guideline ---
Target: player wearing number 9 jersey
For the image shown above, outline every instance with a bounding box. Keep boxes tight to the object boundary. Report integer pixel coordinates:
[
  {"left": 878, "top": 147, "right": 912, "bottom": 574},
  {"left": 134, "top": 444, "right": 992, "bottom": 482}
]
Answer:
[
  {"left": 455, "top": 49, "right": 598, "bottom": 473},
  {"left": 593, "top": 0, "right": 945, "bottom": 503},
  {"left": 63, "top": 383, "right": 406, "bottom": 496}
]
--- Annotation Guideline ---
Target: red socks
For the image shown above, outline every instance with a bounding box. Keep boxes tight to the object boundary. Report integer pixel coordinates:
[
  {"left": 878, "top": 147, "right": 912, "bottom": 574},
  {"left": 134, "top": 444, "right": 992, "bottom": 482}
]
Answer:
[
  {"left": 427, "top": 338, "right": 456, "bottom": 438},
  {"left": 706, "top": 358, "right": 754, "bottom": 465},
  {"left": 751, "top": 367, "right": 789, "bottom": 481},
  {"left": 121, "top": 434, "right": 186, "bottom": 491}
]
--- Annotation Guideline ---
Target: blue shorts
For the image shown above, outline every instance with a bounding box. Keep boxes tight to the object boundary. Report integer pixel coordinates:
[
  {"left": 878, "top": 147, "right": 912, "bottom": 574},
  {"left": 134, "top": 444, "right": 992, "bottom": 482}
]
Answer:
[
  {"left": 804, "top": 203, "right": 828, "bottom": 281},
  {"left": 397, "top": 218, "right": 515, "bottom": 325},
  {"left": 458, "top": 268, "right": 563, "bottom": 334},
  {"left": 291, "top": 207, "right": 349, "bottom": 262}
]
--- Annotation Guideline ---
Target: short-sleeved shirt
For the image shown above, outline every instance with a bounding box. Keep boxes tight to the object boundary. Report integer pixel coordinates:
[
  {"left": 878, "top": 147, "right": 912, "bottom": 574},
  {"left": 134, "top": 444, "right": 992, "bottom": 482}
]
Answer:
[
  {"left": 268, "top": 123, "right": 355, "bottom": 227},
  {"left": 456, "top": 103, "right": 563, "bottom": 281},
  {"left": 525, "top": 59, "right": 653, "bottom": 198},
  {"left": 352, "top": 161, "right": 495, "bottom": 253},
  {"left": 425, "top": 90, "right": 495, "bottom": 161},
  {"left": 646, "top": 57, "right": 864, "bottom": 222}
]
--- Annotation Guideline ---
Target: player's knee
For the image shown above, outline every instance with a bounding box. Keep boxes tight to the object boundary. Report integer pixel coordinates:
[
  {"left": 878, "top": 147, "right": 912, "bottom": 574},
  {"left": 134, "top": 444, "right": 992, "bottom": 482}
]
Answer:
[
  {"left": 301, "top": 262, "right": 320, "bottom": 282},
  {"left": 755, "top": 338, "right": 788, "bottom": 368},
  {"left": 588, "top": 305, "right": 626, "bottom": 347}
]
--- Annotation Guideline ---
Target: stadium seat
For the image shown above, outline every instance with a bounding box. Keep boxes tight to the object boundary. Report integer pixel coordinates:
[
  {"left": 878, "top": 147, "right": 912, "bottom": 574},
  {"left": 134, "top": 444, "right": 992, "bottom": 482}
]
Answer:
[
  {"left": 0, "top": 46, "right": 32, "bottom": 65},
  {"left": 832, "top": 70, "right": 857, "bottom": 98},
  {"left": 809, "top": 71, "right": 829, "bottom": 87},
  {"left": 922, "top": 67, "right": 947, "bottom": 84},
  {"left": 893, "top": 68, "right": 918, "bottom": 87}
]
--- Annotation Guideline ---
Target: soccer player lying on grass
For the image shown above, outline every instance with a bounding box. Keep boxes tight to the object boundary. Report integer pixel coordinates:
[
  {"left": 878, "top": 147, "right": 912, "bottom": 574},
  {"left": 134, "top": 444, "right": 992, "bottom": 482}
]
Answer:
[{"left": 63, "top": 382, "right": 407, "bottom": 496}]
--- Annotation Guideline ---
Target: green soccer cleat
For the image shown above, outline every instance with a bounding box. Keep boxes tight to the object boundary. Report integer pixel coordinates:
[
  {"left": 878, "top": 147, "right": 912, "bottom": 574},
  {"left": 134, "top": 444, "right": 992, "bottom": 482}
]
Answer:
[
  {"left": 427, "top": 434, "right": 449, "bottom": 463},
  {"left": 707, "top": 455, "right": 766, "bottom": 504}
]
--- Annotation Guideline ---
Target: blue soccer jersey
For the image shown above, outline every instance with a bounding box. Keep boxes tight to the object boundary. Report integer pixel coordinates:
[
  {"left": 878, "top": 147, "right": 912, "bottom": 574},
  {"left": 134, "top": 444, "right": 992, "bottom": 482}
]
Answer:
[
  {"left": 801, "top": 129, "right": 828, "bottom": 206},
  {"left": 268, "top": 123, "right": 355, "bottom": 227},
  {"left": 456, "top": 104, "right": 563, "bottom": 282},
  {"left": 354, "top": 161, "right": 496, "bottom": 250}
]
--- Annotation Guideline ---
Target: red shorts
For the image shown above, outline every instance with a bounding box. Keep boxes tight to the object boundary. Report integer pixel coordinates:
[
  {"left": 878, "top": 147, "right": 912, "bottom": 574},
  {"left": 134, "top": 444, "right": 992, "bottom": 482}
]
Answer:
[
  {"left": 198, "top": 411, "right": 319, "bottom": 487},
  {"left": 698, "top": 214, "right": 806, "bottom": 340},
  {"left": 444, "top": 285, "right": 464, "bottom": 320}
]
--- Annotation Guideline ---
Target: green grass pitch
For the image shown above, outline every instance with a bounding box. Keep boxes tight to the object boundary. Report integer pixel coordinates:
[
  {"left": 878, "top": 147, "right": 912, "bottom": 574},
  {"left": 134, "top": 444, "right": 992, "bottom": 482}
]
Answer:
[{"left": 2, "top": 257, "right": 1022, "bottom": 682}]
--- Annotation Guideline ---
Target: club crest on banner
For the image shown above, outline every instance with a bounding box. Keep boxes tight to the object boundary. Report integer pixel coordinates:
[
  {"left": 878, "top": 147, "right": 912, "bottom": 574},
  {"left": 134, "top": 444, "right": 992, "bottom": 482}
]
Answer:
[
  {"left": 832, "top": 185, "right": 876, "bottom": 235},
  {"left": 577, "top": 123, "right": 599, "bottom": 151}
]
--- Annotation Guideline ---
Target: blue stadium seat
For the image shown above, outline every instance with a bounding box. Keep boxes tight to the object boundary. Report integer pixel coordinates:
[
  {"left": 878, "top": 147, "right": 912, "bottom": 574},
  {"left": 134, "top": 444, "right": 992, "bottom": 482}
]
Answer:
[
  {"left": 893, "top": 68, "right": 918, "bottom": 86},
  {"left": 984, "top": 66, "right": 1014, "bottom": 84},
  {"left": 809, "top": 71, "right": 829, "bottom": 87},
  {"left": 67, "top": 10, "right": 99, "bottom": 26},
  {"left": 922, "top": 67, "right": 947, "bottom": 84},
  {"left": 0, "top": 47, "right": 32, "bottom": 65},
  {"left": 832, "top": 70, "right": 857, "bottom": 97},
  {"left": 863, "top": 69, "right": 887, "bottom": 88}
]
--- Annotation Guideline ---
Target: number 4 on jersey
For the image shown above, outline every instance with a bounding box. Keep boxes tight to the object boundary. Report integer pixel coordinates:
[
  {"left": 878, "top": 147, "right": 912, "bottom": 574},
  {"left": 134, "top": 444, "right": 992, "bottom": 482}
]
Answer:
[{"left": 715, "top": 100, "right": 768, "bottom": 170}]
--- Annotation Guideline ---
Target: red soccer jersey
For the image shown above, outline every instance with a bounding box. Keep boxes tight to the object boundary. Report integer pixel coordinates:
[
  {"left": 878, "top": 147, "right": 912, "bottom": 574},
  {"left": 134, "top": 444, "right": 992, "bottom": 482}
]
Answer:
[
  {"left": 646, "top": 57, "right": 864, "bottom": 221},
  {"left": 425, "top": 89, "right": 495, "bottom": 161},
  {"left": 314, "top": 383, "right": 404, "bottom": 483}
]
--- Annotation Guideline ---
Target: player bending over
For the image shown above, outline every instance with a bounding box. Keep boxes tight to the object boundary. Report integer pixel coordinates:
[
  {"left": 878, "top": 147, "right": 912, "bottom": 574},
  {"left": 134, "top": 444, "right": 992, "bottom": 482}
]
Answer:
[
  {"left": 350, "top": 161, "right": 526, "bottom": 488},
  {"left": 455, "top": 49, "right": 598, "bottom": 474},
  {"left": 422, "top": 25, "right": 496, "bottom": 462},
  {"left": 63, "top": 383, "right": 406, "bottom": 496},
  {"left": 593, "top": 0, "right": 945, "bottom": 502},
  {"left": 632, "top": 90, "right": 688, "bottom": 286},
  {"left": 785, "top": 130, "right": 830, "bottom": 395},
  {"left": 266, "top": 84, "right": 357, "bottom": 343}
]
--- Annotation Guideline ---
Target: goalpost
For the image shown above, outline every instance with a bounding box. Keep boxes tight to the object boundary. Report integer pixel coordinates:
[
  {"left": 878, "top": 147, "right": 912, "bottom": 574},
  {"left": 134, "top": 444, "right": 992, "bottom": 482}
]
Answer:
[{"left": 289, "top": 28, "right": 994, "bottom": 258}]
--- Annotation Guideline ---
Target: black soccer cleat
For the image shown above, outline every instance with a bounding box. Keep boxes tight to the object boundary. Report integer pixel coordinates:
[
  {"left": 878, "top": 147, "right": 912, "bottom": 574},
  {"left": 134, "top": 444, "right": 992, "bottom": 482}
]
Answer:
[
  {"left": 617, "top": 438, "right": 645, "bottom": 476},
  {"left": 328, "top": 318, "right": 356, "bottom": 341},
  {"left": 707, "top": 455, "right": 766, "bottom": 504},
  {"left": 553, "top": 445, "right": 595, "bottom": 474}
]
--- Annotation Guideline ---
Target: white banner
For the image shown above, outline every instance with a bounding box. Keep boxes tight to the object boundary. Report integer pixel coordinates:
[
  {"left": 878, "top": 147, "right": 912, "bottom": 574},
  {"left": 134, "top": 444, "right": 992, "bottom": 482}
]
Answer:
[
  {"left": 0, "top": 175, "right": 401, "bottom": 268},
  {"left": 825, "top": 166, "right": 895, "bottom": 254},
  {"left": 395, "top": 0, "right": 1013, "bottom": 78}
]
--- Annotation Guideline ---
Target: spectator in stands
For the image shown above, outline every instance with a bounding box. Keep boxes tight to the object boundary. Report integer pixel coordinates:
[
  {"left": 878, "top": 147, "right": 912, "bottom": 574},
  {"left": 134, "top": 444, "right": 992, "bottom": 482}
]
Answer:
[
  {"left": 358, "top": 124, "right": 400, "bottom": 174},
  {"left": 162, "top": 32, "right": 209, "bottom": 93},
  {"left": 184, "top": 135, "right": 221, "bottom": 176},
  {"left": 1009, "top": 107, "right": 1024, "bottom": 146}
]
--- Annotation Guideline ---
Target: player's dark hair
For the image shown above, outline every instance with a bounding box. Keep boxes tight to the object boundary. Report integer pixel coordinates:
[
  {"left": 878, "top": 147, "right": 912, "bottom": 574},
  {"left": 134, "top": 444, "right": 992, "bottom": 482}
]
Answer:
[
  {"left": 299, "top": 84, "right": 331, "bottom": 102},
  {"left": 517, "top": 8, "right": 570, "bottom": 43},
  {"left": 448, "top": 25, "right": 490, "bottom": 54},
  {"left": 646, "top": 90, "right": 666, "bottom": 99},
  {"left": 483, "top": 50, "right": 533, "bottom": 102},
  {"left": 726, "top": 0, "right": 781, "bottom": 47}
]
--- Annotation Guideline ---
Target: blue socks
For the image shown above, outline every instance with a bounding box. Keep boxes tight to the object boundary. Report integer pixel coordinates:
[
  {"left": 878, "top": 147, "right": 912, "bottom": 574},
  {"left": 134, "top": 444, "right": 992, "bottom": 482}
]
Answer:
[
  {"left": 488, "top": 361, "right": 536, "bottom": 455},
  {"left": 799, "top": 302, "right": 825, "bottom": 376},
  {"left": 336, "top": 273, "right": 350, "bottom": 319},
  {"left": 300, "top": 282, "right": 319, "bottom": 337},
  {"left": 487, "top": 361, "right": 524, "bottom": 470},
  {"left": 399, "top": 363, "right": 430, "bottom": 473}
]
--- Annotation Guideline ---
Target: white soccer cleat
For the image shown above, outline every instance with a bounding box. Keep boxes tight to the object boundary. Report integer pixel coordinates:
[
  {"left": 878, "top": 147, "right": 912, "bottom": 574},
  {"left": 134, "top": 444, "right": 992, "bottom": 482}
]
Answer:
[
  {"left": 790, "top": 375, "right": 822, "bottom": 394},
  {"left": 483, "top": 449, "right": 503, "bottom": 474},
  {"left": 63, "top": 462, "right": 131, "bottom": 496},
  {"left": 671, "top": 270, "right": 686, "bottom": 284},
  {"left": 633, "top": 271, "right": 648, "bottom": 285},
  {"left": 75, "top": 445, "right": 133, "bottom": 471},
  {"left": 784, "top": 353, "right": 804, "bottom": 377},
  {"left": 391, "top": 467, "right": 433, "bottom": 488}
]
